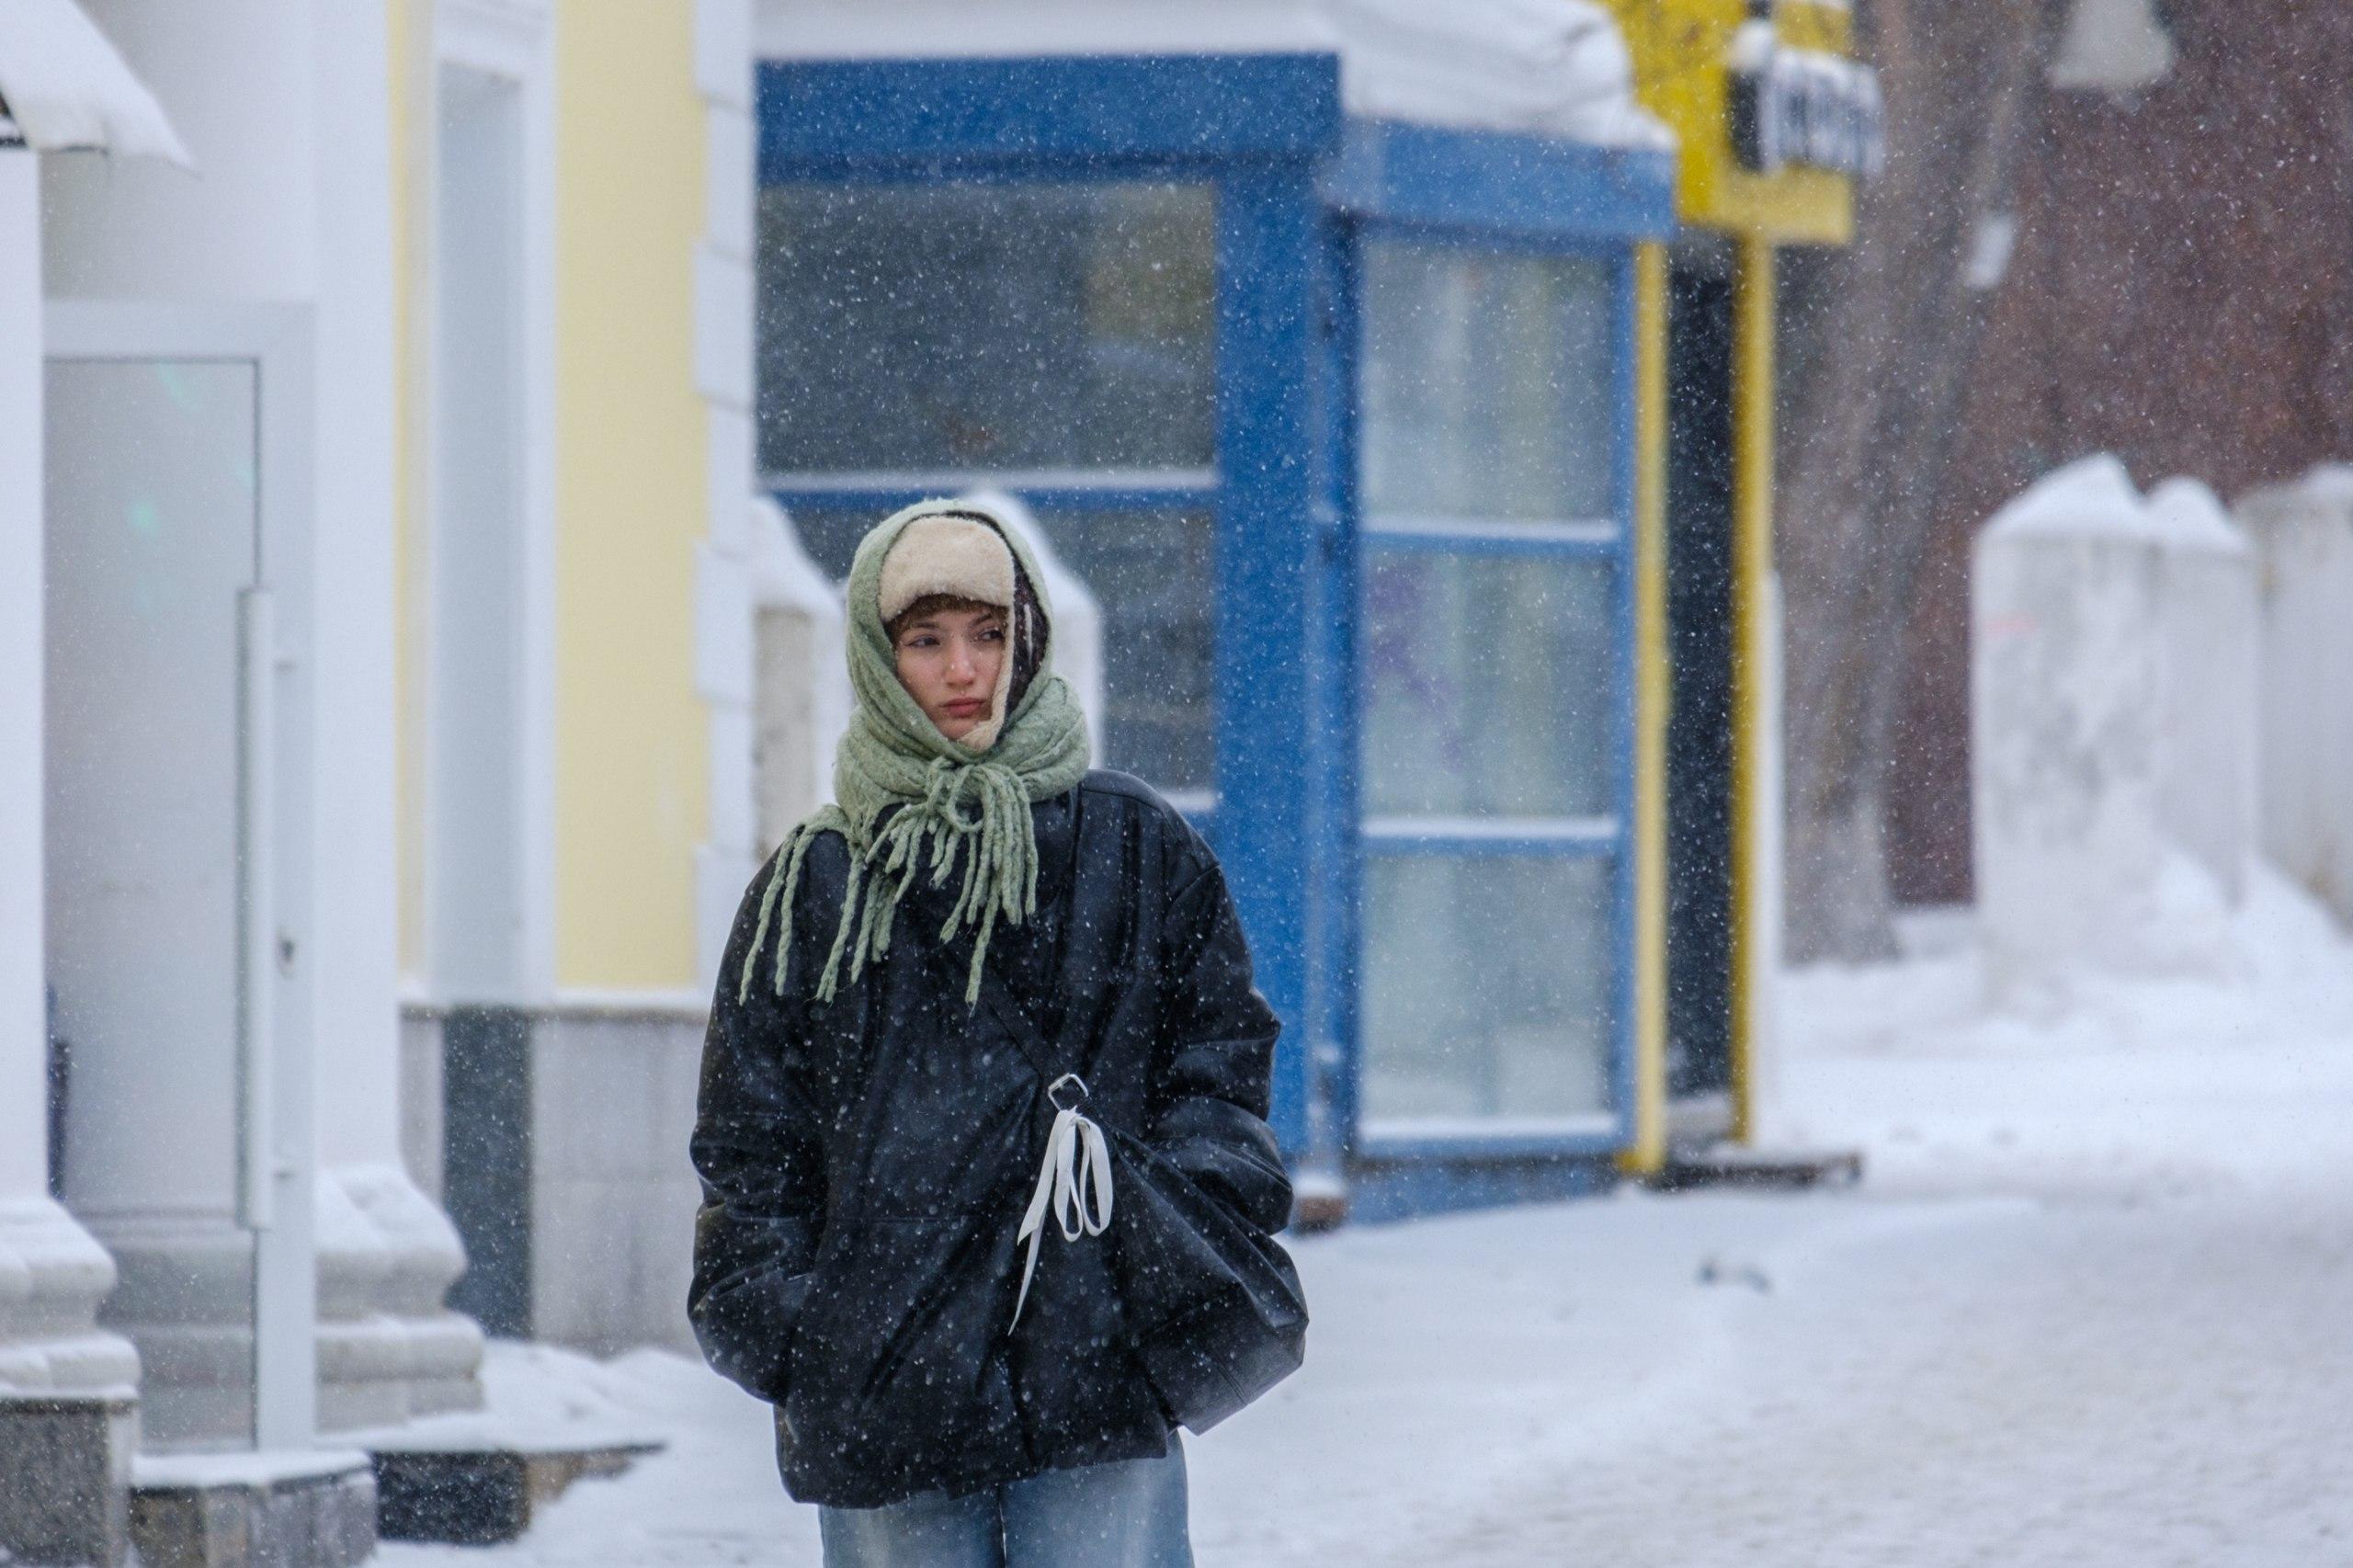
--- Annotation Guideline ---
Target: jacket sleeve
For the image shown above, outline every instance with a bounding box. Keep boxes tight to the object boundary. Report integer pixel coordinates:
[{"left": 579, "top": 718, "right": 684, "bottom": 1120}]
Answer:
[
  {"left": 688, "top": 853, "right": 827, "bottom": 1403},
  {"left": 1147, "top": 846, "right": 1293, "bottom": 1235}
]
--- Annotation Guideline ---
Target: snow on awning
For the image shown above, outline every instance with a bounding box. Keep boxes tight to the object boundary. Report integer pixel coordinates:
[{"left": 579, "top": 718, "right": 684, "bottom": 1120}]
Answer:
[
  {"left": 1325, "top": 0, "right": 1673, "bottom": 152},
  {"left": 0, "top": 0, "right": 190, "bottom": 165}
]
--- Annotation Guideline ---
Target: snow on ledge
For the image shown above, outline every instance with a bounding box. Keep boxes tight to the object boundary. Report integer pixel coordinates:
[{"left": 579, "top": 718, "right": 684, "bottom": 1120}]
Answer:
[
  {"left": 1325, "top": 0, "right": 1674, "bottom": 152},
  {"left": 757, "top": 0, "right": 1338, "bottom": 62},
  {"left": 2144, "top": 476, "right": 2249, "bottom": 557},
  {"left": 1982, "top": 456, "right": 2253, "bottom": 557},
  {"left": 756, "top": 0, "right": 1674, "bottom": 153},
  {"left": 0, "top": 0, "right": 190, "bottom": 165},
  {"left": 1980, "top": 453, "right": 2160, "bottom": 543}
]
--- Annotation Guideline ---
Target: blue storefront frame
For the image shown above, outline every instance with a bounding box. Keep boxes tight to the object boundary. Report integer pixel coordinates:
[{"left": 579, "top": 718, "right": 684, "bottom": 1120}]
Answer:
[
  {"left": 1320, "top": 121, "right": 1673, "bottom": 1215},
  {"left": 756, "top": 51, "right": 1677, "bottom": 1214}
]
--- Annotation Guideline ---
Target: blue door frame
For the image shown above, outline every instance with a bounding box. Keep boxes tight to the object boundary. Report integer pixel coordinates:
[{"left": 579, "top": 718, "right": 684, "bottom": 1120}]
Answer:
[
  {"left": 1318, "top": 121, "right": 1677, "bottom": 1207},
  {"left": 756, "top": 55, "right": 1678, "bottom": 1206}
]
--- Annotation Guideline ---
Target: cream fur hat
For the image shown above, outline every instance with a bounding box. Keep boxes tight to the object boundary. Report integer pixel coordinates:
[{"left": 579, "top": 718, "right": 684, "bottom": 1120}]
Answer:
[{"left": 877, "top": 511, "right": 1020, "bottom": 750}]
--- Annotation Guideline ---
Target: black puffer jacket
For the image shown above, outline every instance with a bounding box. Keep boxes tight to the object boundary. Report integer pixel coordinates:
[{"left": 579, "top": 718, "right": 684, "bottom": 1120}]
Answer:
[{"left": 689, "top": 769, "right": 1302, "bottom": 1508}]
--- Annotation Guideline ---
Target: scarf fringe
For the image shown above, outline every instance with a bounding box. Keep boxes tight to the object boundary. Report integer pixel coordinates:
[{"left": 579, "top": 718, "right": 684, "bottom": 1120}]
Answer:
[{"left": 734, "top": 756, "right": 1059, "bottom": 1010}]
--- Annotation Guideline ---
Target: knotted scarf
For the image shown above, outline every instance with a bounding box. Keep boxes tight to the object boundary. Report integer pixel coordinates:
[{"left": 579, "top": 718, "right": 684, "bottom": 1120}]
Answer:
[{"left": 737, "top": 499, "right": 1092, "bottom": 1008}]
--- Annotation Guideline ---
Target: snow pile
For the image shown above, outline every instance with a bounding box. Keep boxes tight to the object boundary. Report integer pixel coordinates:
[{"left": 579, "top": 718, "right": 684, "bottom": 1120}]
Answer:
[
  {"left": 1975, "top": 449, "right": 2154, "bottom": 542},
  {"left": 1326, "top": 0, "right": 1674, "bottom": 150},
  {"left": 1785, "top": 863, "right": 2353, "bottom": 1062},
  {"left": 1773, "top": 860, "right": 2353, "bottom": 1203},
  {"left": 469, "top": 1339, "right": 654, "bottom": 1434}
]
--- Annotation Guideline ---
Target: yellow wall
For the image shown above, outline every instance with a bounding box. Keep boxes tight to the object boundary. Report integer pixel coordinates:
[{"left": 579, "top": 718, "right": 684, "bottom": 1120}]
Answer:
[
  {"left": 1605, "top": 0, "right": 1855, "bottom": 243},
  {"left": 553, "top": 5, "right": 710, "bottom": 991}
]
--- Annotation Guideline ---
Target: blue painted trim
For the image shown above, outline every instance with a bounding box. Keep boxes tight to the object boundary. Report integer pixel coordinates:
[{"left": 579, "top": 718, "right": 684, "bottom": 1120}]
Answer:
[
  {"left": 1361, "top": 528, "right": 1623, "bottom": 561},
  {"left": 1211, "top": 165, "right": 1323, "bottom": 1162},
  {"left": 1605, "top": 248, "right": 1643, "bottom": 1153},
  {"left": 1353, "top": 220, "right": 1636, "bottom": 265},
  {"left": 1358, "top": 1125, "right": 1623, "bottom": 1164},
  {"left": 1337, "top": 220, "right": 1647, "bottom": 1180},
  {"left": 1314, "top": 212, "right": 1365, "bottom": 1167},
  {"left": 1342, "top": 1151, "right": 1617, "bottom": 1224},
  {"left": 1362, "top": 833, "right": 1621, "bottom": 859},
  {"left": 758, "top": 54, "right": 1342, "bottom": 176},
  {"left": 1322, "top": 119, "right": 1677, "bottom": 242},
  {"left": 767, "top": 483, "right": 1215, "bottom": 517},
  {"left": 764, "top": 159, "right": 1218, "bottom": 190}
]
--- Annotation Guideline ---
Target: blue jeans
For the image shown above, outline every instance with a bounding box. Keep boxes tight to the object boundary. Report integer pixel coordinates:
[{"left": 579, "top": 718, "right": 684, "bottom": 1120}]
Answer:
[{"left": 817, "top": 1444, "right": 1193, "bottom": 1568}]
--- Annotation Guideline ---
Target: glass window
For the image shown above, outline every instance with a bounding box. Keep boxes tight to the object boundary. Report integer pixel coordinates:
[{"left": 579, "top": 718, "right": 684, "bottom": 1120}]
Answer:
[
  {"left": 758, "top": 181, "right": 1216, "bottom": 475},
  {"left": 1362, "top": 551, "right": 1614, "bottom": 819},
  {"left": 788, "top": 506, "right": 1214, "bottom": 792},
  {"left": 1359, "top": 242, "right": 1615, "bottom": 522},
  {"left": 1359, "top": 854, "right": 1613, "bottom": 1124},
  {"left": 1354, "top": 232, "right": 1628, "bottom": 1140}
]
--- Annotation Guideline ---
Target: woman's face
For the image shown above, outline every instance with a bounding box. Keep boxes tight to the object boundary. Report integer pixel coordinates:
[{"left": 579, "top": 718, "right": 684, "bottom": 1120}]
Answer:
[{"left": 892, "top": 604, "right": 1006, "bottom": 742}]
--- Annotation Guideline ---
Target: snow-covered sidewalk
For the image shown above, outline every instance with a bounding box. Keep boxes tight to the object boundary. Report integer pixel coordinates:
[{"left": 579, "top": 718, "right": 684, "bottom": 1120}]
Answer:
[{"left": 383, "top": 872, "right": 2353, "bottom": 1566}]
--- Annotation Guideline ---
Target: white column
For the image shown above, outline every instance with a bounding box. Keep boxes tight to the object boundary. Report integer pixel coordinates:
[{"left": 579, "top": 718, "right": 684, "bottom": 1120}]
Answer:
[
  {"left": 2238, "top": 470, "right": 2353, "bottom": 931},
  {"left": 0, "top": 152, "right": 140, "bottom": 1403},
  {"left": 305, "top": 0, "right": 480, "bottom": 1433},
  {"left": 42, "top": 0, "right": 477, "bottom": 1443},
  {"left": 2145, "top": 479, "right": 2257, "bottom": 906},
  {"left": 695, "top": 0, "right": 762, "bottom": 985},
  {"left": 750, "top": 498, "right": 853, "bottom": 849},
  {"left": 1972, "top": 457, "right": 2167, "bottom": 1007}
]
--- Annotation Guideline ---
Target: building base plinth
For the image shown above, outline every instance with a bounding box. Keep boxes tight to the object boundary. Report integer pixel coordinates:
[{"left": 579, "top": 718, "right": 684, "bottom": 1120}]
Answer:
[
  {"left": 128, "top": 1452, "right": 376, "bottom": 1568},
  {"left": 367, "top": 1430, "right": 664, "bottom": 1545},
  {"left": 0, "top": 1392, "right": 137, "bottom": 1567}
]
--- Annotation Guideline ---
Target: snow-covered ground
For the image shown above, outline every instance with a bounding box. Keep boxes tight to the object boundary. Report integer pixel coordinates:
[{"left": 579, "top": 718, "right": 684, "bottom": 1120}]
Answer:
[{"left": 384, "top": 869, "right": 2353, "bottom": 1566}]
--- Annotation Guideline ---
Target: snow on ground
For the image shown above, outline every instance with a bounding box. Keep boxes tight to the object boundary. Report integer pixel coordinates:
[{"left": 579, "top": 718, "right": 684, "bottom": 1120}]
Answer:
[{"left": 385, "top": 869, "right": 2353, "bottom": 1567}]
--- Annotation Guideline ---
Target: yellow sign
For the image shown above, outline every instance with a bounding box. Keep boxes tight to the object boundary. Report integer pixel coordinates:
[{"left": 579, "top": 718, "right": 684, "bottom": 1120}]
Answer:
[{"left": 1605, "top": 0, "right": 1859, "bottom": 244}]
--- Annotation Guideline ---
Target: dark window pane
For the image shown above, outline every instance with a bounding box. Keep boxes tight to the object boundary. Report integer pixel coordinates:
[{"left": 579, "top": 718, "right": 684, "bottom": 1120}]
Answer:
[
  {"left": 783, "top": 506, "right": 1213, "bottom": 792},
  {"left": 759, "top": 182, "right": 1216, "bottom": 475},
  {"left": 1361, "top": 241, "right": 1615, "bottom": 521}
]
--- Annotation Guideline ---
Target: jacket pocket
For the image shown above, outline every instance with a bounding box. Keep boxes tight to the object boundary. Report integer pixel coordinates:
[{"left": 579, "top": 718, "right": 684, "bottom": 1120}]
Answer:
[
  {"left": 1105, "top": 1128, "right": 1307, "bottom": 1432},
  {"left": 784, "top": 1216, "right": 1027, "bottom": 1479},
  {"left": 689, "top": 1258, "right": 815, "bottom": 1405}
]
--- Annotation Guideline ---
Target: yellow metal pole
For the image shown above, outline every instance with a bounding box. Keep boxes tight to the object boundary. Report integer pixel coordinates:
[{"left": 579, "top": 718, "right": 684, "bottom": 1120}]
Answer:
[
  {"left": 1619, "top": 241, "right": 1671, "bottom": 1177},
  {"left": 1728, "top": 236, "right": 1777, "bottom": 1146}
]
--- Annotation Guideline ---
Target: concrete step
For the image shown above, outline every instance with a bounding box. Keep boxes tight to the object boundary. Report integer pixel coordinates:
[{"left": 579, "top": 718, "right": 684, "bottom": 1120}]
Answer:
[
  {"left": 1647, "top": 1142, "right": 1866, "bottom": 1193},
  {"left": 129, "top": 1449, "right": 376, "bottom": 1568},
  {"left": 352, "top": 1417, "right": 664, "bottom": 1546}
]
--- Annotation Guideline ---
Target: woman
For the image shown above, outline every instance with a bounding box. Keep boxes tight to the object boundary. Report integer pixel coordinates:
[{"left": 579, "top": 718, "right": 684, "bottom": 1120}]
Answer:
[{"left": 689, "top": 498, "right": 1306, "bottom": 1567}]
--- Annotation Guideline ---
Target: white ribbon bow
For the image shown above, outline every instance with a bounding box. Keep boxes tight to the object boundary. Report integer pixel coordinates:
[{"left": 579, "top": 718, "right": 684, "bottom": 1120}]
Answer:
[{"left": 1011, "top": 1073, "right": 1114, "bottom": 1329}]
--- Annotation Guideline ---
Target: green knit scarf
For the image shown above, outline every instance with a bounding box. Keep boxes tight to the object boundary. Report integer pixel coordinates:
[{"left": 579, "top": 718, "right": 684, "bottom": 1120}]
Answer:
[{"left": 737, "top": 499, "right": 1092, "bottom": 1008}]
